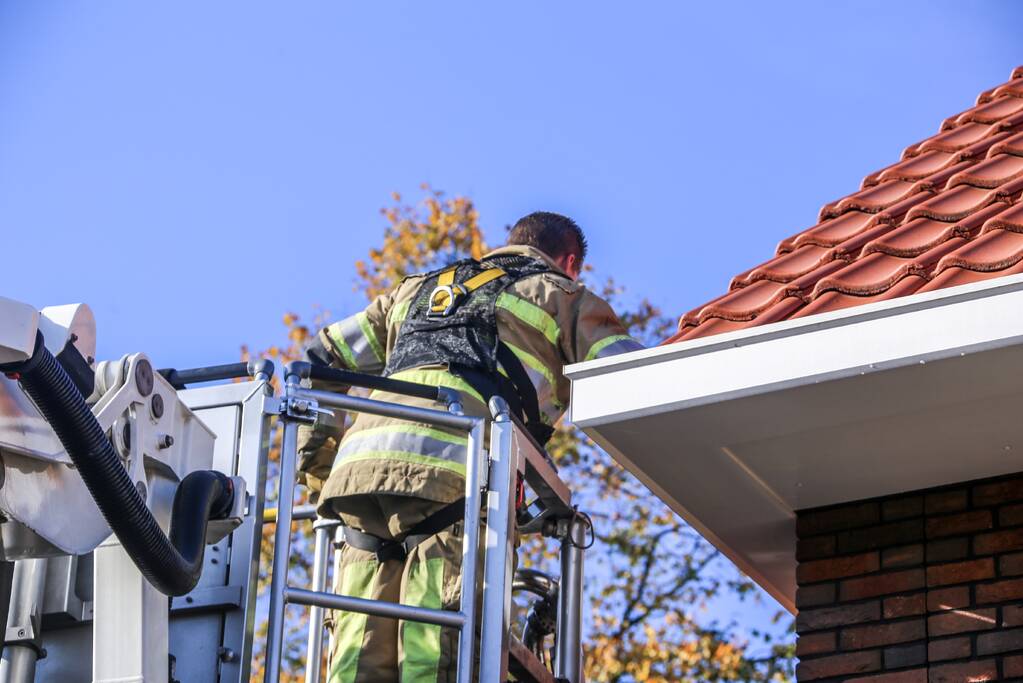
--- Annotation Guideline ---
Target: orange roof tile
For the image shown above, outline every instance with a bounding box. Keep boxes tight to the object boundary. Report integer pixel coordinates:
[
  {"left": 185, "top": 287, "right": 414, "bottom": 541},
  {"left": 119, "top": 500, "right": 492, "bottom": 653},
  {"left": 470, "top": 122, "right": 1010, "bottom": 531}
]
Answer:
[{"left": 669, "top": 66, "right": 1023, "bottom": 344}]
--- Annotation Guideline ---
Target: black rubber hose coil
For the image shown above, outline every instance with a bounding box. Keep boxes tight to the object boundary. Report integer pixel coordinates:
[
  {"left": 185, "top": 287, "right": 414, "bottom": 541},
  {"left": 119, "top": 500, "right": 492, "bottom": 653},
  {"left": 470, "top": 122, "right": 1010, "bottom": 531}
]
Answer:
[{"left": 1, "top": 332, "right": 234, "bottom": 596}]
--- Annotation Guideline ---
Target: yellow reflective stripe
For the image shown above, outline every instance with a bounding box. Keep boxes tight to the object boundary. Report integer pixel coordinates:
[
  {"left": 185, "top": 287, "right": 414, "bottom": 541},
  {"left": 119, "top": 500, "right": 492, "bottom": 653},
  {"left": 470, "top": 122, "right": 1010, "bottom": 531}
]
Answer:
[
  {"left": 325, "top": 323, "right": 358, "bottom": 369},
  {"left": 462, "top": 267, "right": 505, "bottom": 291},
  {"left": 343, "top": 424, "right": 468, "bottom": 447},
  {"left": 383, "top": 369, "right": 485, "bottom": 404},
  {"left": 437, "top": 267, "right": 456, "bottom": 287},
  {"left": 328, "top": 560, "right": 377, "bottom": 683},
  {"left": 356, "top": 312, "right": 385, "bottom": 365},
  {"left": 339, "top": 450, "right": 466, "bottom": 476},
  {"left": 496, "top": 293, "right": 560, "bottom": 346},
  {"left": 584, "top": 334, "right": 636, "bottom": 362},
  {"left": 400, "top": 557, "right": 445, "bottom": 683},
  {"left": 389, "top": 299, "right": 411, "bottom": 327}
]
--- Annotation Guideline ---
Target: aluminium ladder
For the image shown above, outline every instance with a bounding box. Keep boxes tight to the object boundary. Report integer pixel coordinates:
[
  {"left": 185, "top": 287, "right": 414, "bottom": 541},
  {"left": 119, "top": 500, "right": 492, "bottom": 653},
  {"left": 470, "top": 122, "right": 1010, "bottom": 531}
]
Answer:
[{"left": 262, "top": 362, "right": 589, "bottom": 683}]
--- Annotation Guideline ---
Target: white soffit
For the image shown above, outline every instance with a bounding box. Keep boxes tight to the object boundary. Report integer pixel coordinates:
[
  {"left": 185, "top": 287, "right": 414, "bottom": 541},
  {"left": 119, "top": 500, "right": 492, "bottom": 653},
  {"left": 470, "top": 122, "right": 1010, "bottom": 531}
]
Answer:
[{"left": 565, "top": 274, "right": 1023, "bottom": 612}]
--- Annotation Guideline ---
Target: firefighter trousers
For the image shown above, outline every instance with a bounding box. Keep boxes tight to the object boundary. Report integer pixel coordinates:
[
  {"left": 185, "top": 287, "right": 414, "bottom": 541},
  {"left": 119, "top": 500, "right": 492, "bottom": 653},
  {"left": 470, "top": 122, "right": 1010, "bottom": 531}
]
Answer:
[{"left": 326, "top": 494, "right": 466, "bottom": 683}]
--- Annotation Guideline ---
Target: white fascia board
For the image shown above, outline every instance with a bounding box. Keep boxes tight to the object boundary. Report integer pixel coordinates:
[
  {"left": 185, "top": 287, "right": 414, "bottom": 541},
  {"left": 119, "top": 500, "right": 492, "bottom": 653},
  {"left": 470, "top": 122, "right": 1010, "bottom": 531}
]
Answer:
[{"left": 567, "top": 273, "right": 1023, "bottom": 427}]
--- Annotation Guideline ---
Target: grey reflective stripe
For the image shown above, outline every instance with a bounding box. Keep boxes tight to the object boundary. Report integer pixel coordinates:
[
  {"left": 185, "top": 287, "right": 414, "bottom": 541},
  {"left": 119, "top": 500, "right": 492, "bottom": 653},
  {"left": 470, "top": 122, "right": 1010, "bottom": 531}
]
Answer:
[
  {"left": 335, "top": 427, "right": 468, "bottom": 466},
  {"left": 335, "top": 315, "right": 385, "bottom": 373},
  {"left": 591, "top": 337, "right": 644, "bottom": 360}
]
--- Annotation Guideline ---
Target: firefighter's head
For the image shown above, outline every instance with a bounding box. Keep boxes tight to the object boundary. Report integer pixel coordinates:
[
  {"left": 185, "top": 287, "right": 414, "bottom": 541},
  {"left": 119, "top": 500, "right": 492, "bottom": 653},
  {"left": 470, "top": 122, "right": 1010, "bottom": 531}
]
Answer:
[{"left": 507, "top": 211, "right": 587, "bottom": 280}]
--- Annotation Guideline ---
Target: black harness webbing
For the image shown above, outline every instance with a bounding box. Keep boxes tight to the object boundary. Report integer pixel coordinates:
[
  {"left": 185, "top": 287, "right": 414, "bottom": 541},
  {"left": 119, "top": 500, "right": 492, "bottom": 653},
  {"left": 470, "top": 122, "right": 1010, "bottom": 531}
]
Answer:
[
  {"left": 341, "top": 497, "right": 466, "bottom": 563},
  {"left": 495, "top": 342, "right": 553, "bottom": 443},
  {"left": 455, "top": 344, "right": 554, "bottom": 446}
]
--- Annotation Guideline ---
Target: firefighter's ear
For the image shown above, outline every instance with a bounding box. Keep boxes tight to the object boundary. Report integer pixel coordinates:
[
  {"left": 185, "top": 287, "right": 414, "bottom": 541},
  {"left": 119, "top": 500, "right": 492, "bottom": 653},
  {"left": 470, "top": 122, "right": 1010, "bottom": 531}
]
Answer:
[{"left": 556, "top": 252, "right": 582, "bottom": 280}]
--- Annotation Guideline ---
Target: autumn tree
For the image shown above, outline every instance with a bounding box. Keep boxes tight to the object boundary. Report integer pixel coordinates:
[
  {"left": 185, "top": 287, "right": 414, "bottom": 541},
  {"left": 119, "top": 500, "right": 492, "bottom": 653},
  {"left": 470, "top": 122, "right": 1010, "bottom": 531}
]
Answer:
[{"left": 248, "top": 186, "right": 795, "bottom": 682}]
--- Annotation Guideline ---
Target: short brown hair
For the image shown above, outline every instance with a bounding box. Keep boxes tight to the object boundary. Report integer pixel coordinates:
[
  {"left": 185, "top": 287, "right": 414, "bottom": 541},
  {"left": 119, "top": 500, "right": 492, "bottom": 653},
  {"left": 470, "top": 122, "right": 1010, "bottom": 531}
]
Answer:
[{"left": 507, "top": 211, "right": 588, "bottom": 263}]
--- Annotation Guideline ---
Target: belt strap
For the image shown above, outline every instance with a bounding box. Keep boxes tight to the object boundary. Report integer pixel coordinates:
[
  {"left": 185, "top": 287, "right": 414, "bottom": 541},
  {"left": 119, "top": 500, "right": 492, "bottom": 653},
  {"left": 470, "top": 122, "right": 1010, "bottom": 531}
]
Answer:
[{"left": 341, "top": 497, "right": 466, "bottom": 563}]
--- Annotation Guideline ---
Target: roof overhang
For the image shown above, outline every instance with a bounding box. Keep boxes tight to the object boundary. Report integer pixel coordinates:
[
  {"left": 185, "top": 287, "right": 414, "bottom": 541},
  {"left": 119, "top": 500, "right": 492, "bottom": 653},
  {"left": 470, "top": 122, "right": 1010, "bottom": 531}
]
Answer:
[{"left": 565, "top": 274, "right": 1023, "bottom": 612}]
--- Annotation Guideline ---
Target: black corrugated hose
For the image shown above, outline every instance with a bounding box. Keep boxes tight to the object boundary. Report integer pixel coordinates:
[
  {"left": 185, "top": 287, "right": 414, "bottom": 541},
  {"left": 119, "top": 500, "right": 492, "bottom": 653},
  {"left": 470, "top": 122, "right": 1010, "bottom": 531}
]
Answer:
[{"left": 1, "top": 332, "right": 234, "bottom": 596}]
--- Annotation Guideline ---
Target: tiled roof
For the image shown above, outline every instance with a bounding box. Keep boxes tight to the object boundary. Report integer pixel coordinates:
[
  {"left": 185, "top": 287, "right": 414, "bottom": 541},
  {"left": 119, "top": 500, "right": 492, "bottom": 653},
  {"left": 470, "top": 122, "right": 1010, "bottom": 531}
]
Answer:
[{"left": 668, "top": 66, "right": 1023, "bottom": 343}]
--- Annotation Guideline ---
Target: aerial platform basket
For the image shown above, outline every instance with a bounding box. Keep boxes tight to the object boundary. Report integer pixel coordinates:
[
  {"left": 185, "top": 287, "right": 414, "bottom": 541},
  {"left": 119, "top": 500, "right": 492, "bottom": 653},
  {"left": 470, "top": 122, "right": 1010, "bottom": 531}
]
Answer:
[{"left": 263, "top": 362, "right": 589, "bottom": 683}]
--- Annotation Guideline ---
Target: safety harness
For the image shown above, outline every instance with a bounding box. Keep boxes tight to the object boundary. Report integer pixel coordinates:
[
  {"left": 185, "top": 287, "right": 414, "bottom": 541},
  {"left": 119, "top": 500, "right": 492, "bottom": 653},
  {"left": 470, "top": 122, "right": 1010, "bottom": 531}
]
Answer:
[
  {"left": 384, "top": 253, "right": 555, "bottom": 445},
  {"left": 341, "top": 253, "right": 556, "bottom": 562}
]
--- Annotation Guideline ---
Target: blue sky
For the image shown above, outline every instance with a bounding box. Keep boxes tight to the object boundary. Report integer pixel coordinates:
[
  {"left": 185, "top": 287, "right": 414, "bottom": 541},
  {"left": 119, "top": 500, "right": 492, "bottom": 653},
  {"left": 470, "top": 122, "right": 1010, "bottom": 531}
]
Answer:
[
  {"left": 2, "top": 0, "right": 1020, "bottom": 644},
  {"left": 3, "top": 2, "right": 1019, "bottom": 369}
]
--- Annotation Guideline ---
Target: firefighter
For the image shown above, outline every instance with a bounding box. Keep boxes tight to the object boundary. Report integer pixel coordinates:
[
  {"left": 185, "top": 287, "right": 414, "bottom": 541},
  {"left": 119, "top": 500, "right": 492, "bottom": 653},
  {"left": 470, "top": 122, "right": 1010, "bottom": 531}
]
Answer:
[{"left": 299, "top": 211, "right": 642, "bottom": 682}]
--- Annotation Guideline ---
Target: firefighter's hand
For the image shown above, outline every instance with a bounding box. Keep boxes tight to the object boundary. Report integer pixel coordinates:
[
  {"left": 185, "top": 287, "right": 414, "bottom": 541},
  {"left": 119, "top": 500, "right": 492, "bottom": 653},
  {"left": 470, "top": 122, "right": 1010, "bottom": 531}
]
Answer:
[{"left": 296, "top": 410, "right": 344, "bottom": 492}]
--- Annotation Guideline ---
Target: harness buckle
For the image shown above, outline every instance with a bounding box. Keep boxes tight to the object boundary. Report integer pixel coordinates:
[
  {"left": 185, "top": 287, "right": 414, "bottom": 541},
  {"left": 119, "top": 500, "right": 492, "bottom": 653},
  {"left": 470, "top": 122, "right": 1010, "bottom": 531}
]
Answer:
[{"left": 428, "top": 283, "right": 467, "bottom": 317}]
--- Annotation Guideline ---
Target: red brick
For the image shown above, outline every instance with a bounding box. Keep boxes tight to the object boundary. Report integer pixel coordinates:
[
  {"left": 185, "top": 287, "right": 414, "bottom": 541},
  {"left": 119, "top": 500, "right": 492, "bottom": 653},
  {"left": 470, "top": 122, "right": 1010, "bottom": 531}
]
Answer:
[
  {"left": 840, "top": 619, "right": 925, "bottom": 650},
  {"left": 1003, "top": 604, "right": 1023, "bottom": 627},
  {"left": 927, "top": 636, "right": 972, "bottom": 662},
  {"left": 796, "top": 631, "right": 835, "bottom": 657},
  {"left": 928, "top": 607, "right": 998, "bottom": 635},
  {"left": 977, "top": 577, "right": 1023, "bottom": 604},
  {"left": 1001, "top": 552, "right": 1023, "bottom": 576},
  {"left": 1001, "top": 503, "right": 1023, "bottom": 527},
  {"left": 840, "top": 569, "right": 924, "bottom": 601},
  {"left": 883, "top": 643, "right": 925, "bottom": 669},
  {"left": 974, "top": 528, "right": 1023, "bottom": 555},
  {"left": 795, "top": 649, "right": 880, "bottom": 681},
  {"left": 798, "top": 502, "right": 880, "bottom": 537},
  {"left": 926, "top": 558, "right": 995, "bottom": 586},
  {"left": 797, "top": 535, "right": 836, "bottom": 561},
  {"left": 926, "top": 509, "right": 992, "bottom": 538},
  {"left": 882, "top": 544, "right": 923, "bottom": 568},
  {"left": 796, "top": 582, "right": 836, "bottom": 609},
  {"left": 925, "top": 490, "right": 967, "bottom": 514},
  {"left": 927, "top": 585, "right": 970, "bottom": 612},
  {"left": 927, "top": 659, "right": 997, "bottom": 682},
  {"left": 837, "top": 520, "right": 923, "bottom": 553},
  {"left": 884, "top": 593, "right": 926, "bottom": 619},
  {"left": 796, "top": 601, "right": 880, "bottom": 631},
  {"left": 974, "top": 478, "right": 1023, "bottom": 506},
  {"left": 1005, "top": 654, "right": 1023, "bottom": 678},
  {"left": 798, "top": 552, "right": 879, "bottom": 584},
  {"left": 847, "top": 669, "right": 926, "bottom": 683},
  {"left": 926, "top": 537, "right": 969, "bottom": 564},
  {"left": 977, "top": 626, "right": 1023, "bottom": 655},
  {"left": 882, "top": 496, "right": 923, "bottom": 521}
]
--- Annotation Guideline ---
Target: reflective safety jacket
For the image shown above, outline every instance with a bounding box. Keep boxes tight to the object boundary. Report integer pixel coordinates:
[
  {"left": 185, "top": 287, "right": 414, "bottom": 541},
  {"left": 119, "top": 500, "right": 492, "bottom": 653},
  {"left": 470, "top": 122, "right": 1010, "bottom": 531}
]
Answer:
[{"left": 301, "top": 244, "right": 643, "bottom": 513}]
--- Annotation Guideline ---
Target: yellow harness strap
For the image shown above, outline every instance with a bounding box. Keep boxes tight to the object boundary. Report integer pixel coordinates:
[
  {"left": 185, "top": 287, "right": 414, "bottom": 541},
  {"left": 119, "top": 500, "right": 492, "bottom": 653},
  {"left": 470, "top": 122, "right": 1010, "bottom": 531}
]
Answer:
[
  {"left": 429, "top": 265, "right": 507, "bottom": 315},
  {"left": 462, "top": 267, "right": 506, "bottom": 291},
  {"left": 437, "top": 267, "right": 457, "bottom": 287}
]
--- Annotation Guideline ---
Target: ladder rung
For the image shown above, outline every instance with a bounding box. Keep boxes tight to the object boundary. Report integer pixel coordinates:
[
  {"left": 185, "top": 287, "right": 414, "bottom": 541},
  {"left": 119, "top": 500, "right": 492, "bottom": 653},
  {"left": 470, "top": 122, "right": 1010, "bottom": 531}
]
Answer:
[
  {"left": 263, "top": 504, "right": 318, "bottom": 523},
  {"left": 508, "top": 636, "right": 557, "bottom": 683},
  {"left": 285, "top": 586, "right": 466, "bottom": 628}
]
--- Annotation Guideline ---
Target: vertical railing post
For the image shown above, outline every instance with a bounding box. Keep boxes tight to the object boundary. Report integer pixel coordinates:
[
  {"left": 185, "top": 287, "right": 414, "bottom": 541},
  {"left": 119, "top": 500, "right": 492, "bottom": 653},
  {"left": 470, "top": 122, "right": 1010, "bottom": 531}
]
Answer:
[
  {"left": 478, "top": 399, "right": 516, "bottom": 683},
  {"left": 555, "top": 516, "right": 587, "bottom": 683},
  {"left": 454, "top": 416, "right": 487, "bottom": 683},
  {"left": 263, "top": 374, "right": 302, "bottom": 683},
  {"left": 304, "top": 519, "right": 336, "bottom": 683},
  {"left": 0, "top": 558, "right": 47, "bottom": 683},
  {"left": 0, "top": 561, "right": 13, "bottom": 666}
]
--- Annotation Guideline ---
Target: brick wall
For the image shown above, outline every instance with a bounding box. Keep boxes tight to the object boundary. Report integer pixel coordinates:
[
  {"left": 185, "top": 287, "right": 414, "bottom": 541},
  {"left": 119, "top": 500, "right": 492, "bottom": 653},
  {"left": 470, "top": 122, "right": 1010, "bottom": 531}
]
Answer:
[{"left": 796, "top": 473, "right": 1023, "bottom": 682}]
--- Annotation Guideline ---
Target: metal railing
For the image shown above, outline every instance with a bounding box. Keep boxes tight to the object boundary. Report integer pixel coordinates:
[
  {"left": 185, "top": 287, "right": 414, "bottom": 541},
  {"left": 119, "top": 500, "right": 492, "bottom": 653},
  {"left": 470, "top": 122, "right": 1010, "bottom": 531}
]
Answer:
[{"left": 262, "top": 363, "right": 587, "bottom": 683}]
